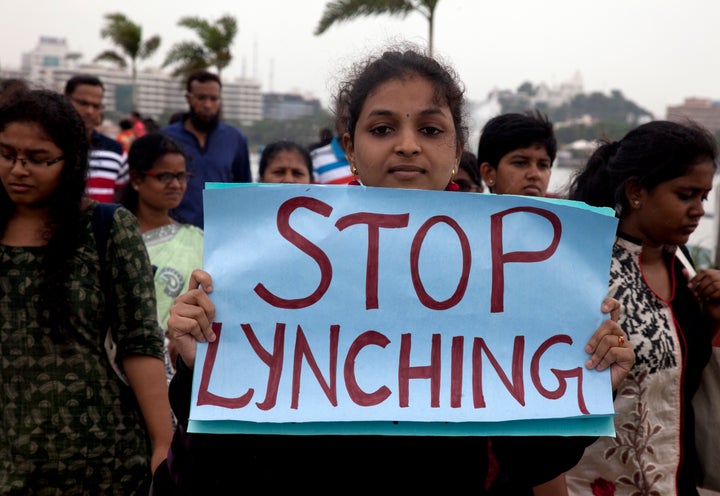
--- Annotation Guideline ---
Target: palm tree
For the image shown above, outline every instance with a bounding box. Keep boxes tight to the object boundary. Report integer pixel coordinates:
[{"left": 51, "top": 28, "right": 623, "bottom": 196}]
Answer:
[
  {"left": 94, "top": 13, "right": 161, "bottom": 109},
  {"left": 163, "top": 15, "right": 238, "bottom": 80},
  {"left": 314, "top": 0, "right": 440, "bottom": 55}
]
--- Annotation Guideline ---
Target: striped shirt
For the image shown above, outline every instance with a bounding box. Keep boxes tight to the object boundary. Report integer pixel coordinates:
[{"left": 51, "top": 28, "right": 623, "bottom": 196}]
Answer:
[
  {"left": 86, "top": 131, "right": 128, "bottom": 203},
  {"left": 310, "top": 136, "right": 353, "bottom": 185}
]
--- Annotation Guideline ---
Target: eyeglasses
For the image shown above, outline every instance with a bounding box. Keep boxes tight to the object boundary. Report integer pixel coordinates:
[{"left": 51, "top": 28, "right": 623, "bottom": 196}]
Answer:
[
  {"left": 0, "top": 150, "right": 64, "bottom": 170},
  {"left": 69, "top": 96, "right": 105, "bottom": 111},
  {"left": 141, "top": 170, "right": 192, "bottom": 185}
]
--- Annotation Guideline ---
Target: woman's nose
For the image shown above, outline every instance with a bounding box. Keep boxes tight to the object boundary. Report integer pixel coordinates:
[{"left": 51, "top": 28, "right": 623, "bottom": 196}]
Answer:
[{"left": 394, "top": 129, "right": 421, "bottom": 156}]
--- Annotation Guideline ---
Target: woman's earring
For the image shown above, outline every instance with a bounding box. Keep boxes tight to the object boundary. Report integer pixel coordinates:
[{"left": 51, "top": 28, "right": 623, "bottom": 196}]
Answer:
[
  {"left": 348, "top": 164, "right": 361, "bottom": 186},
  {"left": 446, "top": 168, "right": 459, "bottom": 191},
  {"left": 633, "top": 200, "right": 640, "bottom": 207}
]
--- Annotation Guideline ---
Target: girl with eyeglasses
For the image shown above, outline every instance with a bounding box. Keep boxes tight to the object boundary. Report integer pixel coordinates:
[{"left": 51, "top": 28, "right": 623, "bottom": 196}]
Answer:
[
  {"left": 0, "top": 90, "right": 173, "bottom": 493},
  {"left": 120, "top": 133, "right": 204, "bottom": 383}
]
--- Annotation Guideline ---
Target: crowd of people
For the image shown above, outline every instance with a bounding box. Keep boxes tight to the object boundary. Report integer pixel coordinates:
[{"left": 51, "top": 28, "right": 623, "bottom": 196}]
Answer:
[{"left": 1, "top": 41, "right": 718, "bottom": 495}]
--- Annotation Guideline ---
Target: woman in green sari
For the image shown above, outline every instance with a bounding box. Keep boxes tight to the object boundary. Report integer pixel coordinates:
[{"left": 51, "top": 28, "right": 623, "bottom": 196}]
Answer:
[{"left": 121, "top": 133, "right": 203, "bottom": 379}]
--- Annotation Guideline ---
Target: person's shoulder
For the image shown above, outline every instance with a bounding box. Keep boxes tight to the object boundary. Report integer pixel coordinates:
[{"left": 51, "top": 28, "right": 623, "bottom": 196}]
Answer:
[
  {"left": 161, "top": 120, "right": 184, "bottom": 135},
  {"left": 310, "top": 141, "right": 333, "bottom": 159},
  {"left": 102, "top": 203, "right": 143, "bottom": 234},
  {"left": 100, "top": 203, "right": 135, "bottom": 225},
  {"left": 91, "top": 130, "right": 123, "bottom": 155},
  {"left": 180, "top": 223, "right": 204, "bottom": 237},
  {"left": 86, "top": 202, "right": 132, "bottom": 237},
  {"left": 217, "top": 121, "right": 248, "bottom": 140}
]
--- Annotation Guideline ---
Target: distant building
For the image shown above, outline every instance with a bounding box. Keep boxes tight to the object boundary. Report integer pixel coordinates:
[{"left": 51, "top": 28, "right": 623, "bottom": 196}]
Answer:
[
  {"left": 531, "top": 71, "right": 584, "bottom": 109},
  {"left": 262, "top": 92, "right": 321, "bottom": 120},
  {"left": 490, "top": 72, "right": 585, "bottom": 114},
  {"left": 1, "top": 36, "right": 264, "bottom": 126},
  {"left": 666, "top": 97, "right": 720, "bottom": 134}
]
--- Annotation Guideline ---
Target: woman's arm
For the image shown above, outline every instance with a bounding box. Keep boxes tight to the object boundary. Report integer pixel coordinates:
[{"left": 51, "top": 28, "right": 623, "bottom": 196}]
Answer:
[
  {"left": 123, "top": 354, "right": 173, "bottom": 473},
  {"left": 687, "top": 268, "right": 720, "bottom": 342}
]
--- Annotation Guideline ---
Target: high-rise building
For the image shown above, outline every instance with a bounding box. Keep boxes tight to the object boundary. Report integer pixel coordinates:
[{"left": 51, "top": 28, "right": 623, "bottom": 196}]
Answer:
[
  {"left": 666, "top": 97, "right": 720, "bottom": 134},
  {"left": 2, "top": 36, "right": 263, "bottom": 126},
  {"left": 262, "top": 92, "right": 321, "bottom": 120}
]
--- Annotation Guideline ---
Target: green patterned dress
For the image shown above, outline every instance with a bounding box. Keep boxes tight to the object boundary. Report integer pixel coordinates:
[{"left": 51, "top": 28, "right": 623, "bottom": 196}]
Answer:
[{"left": 0, "top": 205, "right": 164, "bottom": 495}]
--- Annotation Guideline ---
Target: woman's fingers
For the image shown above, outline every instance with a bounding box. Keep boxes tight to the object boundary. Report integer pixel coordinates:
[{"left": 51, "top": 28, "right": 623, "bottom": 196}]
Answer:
[
  {"left": 602, "top": 297, "right": 621, "bottom": 323},
  {"left": 584, "top": 319, "right": 634, "bottom": 390},
  {"left": 168, "top": 289, "right": 216, "bottom": 342},
  {"left": 188, "top": 269, "right": 213, "bottom": 293}
]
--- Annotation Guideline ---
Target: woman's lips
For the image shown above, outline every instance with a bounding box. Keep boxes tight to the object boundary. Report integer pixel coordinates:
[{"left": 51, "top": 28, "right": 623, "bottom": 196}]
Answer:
[
  {"left": 520, "top": 183, "right": 544, "bottom": 195},
  {"left": 7, "top": 183, "right": 32, "bottom": 193},
  {"left": 389, "top": 165, "right": 425, "bottom": 179}
]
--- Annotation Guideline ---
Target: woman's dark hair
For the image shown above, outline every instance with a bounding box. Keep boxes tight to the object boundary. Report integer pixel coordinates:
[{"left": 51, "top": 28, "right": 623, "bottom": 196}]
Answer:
[
  {"left": 0, "top": 89, "right": 89, "bottom": 326},
  {"left": 569, "top": 120, "right": 718, "bottom": 214},
  {"left": 0, "top": 78, "right": 31, "bottom": 105},
  {"left": 459, "top": 150, "right": 482, "bottom": 187},
  {"left": 120, "top": 133, "right": 186, "bottom": 213},
  {"left": 334, "top": 44, "right": 467, "bottom": 150},
  {"left": 258, "top": 140, "right": 313, "bottom": 179}
]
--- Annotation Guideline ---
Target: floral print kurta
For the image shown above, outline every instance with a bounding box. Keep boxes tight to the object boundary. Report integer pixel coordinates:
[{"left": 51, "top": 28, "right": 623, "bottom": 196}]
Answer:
[{"left": 566, "top": 234, "right": 712, "bottom": 495}]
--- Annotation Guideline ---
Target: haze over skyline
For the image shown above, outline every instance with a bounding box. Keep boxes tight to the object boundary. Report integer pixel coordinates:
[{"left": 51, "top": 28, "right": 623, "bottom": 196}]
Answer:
[{"left": 2, "top": 0, "right": 718, "bottom": 122}]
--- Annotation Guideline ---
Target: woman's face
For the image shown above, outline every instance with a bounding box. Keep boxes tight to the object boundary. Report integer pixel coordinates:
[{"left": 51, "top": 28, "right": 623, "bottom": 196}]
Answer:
[
  {"left": 343, "top": 76, "right": 462, "bottom": 191},
  {"left": 133, "top": 152, "right": 188, "bottom": 212},
  {"left": 261, "top": 149, "right": 312, "bottom": 184},
  {"left": 454, "top": 166, "right": 482, "bottom": 193},
  {"left": 0, "top": 121, "right": 65, "bottom": 208},
  {"left": 627, "top": 159, "right": 715, "bottom": 247}
]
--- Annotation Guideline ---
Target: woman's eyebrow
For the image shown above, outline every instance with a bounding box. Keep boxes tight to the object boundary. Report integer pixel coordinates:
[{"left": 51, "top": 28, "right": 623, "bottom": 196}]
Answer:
[
  {"left": 366, "top": 107, "right": 449, "bottom": 118},
  {"left": 0, "top": 142, "right": 53, "bottom": 154}
]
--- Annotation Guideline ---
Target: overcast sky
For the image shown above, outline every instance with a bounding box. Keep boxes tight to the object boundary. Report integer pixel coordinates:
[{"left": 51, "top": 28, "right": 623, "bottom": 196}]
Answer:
[{"left": 2, "top": 0, "right": 718, "bottom": 125}]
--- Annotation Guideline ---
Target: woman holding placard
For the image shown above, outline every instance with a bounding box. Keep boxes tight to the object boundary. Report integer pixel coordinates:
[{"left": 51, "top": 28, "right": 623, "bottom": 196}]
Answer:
[{"left": 155, "top": 44, "right": 634, "bottom": 495}]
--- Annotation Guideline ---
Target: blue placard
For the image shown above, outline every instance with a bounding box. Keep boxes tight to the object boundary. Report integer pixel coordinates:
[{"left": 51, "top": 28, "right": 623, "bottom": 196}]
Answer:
[{"left": 189, "top": 183, "right": 618, "bottom": 436}]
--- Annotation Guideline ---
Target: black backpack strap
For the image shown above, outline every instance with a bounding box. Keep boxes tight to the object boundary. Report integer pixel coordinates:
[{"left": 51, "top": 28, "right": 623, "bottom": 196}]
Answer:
[
  {"left": 91, "top": 203, "right": 128, "bottom": 384},
  {"left": 92, "top": 202, "right": 120, "bottom": 264}
]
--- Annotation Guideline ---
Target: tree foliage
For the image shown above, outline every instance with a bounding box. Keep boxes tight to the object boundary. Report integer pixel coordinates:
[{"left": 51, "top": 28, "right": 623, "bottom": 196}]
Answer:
[
  {"left": 551, "top": 91, "right": 652, "bottom": 124},
  {"left": 95, "top": 12, "right": 161, "bottom": 108},
  {"left": 495, "top": 83, "right": 654, "bottom": 145},
  {"left": 315, "top": 0, "right": 439, "bottom": 55},
  {"left": 163, "top": 15, "right": 238, "bottom": 80}
]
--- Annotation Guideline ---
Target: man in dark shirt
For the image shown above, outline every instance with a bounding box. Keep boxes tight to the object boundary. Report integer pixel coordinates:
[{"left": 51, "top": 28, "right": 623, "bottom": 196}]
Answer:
[{"left": 162, "top": 70, "right": 251, "bottom": 228}]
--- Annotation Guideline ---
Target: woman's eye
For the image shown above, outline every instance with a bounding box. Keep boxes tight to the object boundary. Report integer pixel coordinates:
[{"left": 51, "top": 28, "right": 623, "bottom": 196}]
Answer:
[
  {"left": 370, "top": 125, "right": 392, "bottom": 136},
  {"left": 420, "top": 126, "right": 442, "bottom": 136}
]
